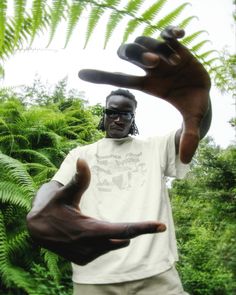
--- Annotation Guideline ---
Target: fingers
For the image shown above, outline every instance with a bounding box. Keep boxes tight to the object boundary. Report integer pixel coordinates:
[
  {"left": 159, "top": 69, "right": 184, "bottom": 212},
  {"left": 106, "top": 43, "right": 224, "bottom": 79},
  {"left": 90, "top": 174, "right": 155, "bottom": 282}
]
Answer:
[
  {"left": 56, "top": 159, "right": 91, "bottom": 205},
  {"left": 160, "top": 26, "right": 185, "bottom": 41},
  {"left": 95, "top": 220, "right": 166, "bottom": 239},
  {"left": 118, "top": 35, "right": 182, "bottom": 69},
  {"left": 79, "top": 69, "right": 143, "bottom": 89}
]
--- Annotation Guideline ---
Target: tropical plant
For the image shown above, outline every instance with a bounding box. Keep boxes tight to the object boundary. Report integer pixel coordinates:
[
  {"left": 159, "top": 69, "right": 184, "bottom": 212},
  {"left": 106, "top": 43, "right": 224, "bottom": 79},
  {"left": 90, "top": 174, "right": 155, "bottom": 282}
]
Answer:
[
  {"left": 171, "top": 138, "right": 236, "bottom": 295},
  {"left": 0, "top": 0, "right": 221, "bottom": 83},
  {"left": 0, "top": 80, "right": 103, "bottom": 294}
]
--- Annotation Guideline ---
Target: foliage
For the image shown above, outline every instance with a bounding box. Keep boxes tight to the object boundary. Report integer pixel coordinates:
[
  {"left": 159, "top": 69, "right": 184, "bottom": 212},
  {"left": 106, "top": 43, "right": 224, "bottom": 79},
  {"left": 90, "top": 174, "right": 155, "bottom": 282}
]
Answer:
[
  {"left": 0, "top": 79, "right": 103, "bottom": 294},
  {"left": 171, "top": 138, "right": 236, "bottom": 295},
  {"left": 0, "top": 0, "right": 222, "bottom": 84}
]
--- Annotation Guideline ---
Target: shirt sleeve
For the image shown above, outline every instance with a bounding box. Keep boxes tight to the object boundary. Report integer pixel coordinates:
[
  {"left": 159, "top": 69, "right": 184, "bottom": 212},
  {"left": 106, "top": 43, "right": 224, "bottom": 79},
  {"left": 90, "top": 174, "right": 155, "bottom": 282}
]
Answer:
[
  {"left": 155, "top": 130, "right": 190, "bottom": 179},
  {"left": 51, "top": 148, "right": 79, "bottom": 185}
]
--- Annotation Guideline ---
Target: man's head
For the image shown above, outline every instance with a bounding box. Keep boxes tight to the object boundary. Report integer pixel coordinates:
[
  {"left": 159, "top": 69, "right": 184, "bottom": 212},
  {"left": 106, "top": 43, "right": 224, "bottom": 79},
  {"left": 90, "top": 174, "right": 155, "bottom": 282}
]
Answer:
[{"left": 98, "top": 89, "right": 139, "bottom": 138}]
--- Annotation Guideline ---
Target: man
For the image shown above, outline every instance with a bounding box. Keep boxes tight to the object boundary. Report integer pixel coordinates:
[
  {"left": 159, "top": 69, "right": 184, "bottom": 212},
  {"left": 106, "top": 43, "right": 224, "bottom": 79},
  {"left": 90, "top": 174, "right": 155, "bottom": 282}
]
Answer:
[{"left": 27, "top": 26, "right": 212, "bottom": 294}]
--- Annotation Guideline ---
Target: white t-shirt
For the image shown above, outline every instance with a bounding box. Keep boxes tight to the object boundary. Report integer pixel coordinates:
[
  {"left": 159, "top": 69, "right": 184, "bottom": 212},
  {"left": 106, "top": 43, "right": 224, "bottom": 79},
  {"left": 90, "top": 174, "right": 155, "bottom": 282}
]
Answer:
[{"left": 52, "top": 131, "right": 189, "bottom": 284}]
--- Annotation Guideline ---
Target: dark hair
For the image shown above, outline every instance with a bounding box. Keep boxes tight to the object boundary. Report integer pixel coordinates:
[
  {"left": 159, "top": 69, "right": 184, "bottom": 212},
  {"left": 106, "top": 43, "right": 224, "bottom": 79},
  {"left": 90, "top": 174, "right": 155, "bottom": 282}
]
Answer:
[
  {"left": 98, "top": 89, "right": 139, "bottom": 136},
  {"left": 106, "top": 89, "right": 137, "bottom": 109}
]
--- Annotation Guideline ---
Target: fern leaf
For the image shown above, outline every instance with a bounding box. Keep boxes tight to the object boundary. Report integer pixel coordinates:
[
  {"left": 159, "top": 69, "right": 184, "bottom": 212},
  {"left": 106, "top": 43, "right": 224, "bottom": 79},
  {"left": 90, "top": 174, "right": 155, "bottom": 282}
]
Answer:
[
  {"left": 30, "top": 0, "right": 47, "bottom": 44},
  {"left": 13, "top": 149, "right": 56, "bottom": 168},
  {"left": 122, "top": 18, "right": 141, "bottom": 43},
  {"left": 181, "top": 30, "right": 208, "bottom": 46},
  {"left": 64, "top": 0, "right": 84, "bottom": 48},
  {"left": 84, "top": 5, "right": 106, "bottom": 48},
  {"left": 0, "top": 0, "right": 7, "bottom": 49},
  {"left": 178, "top": 15, "right": 198, "bottom": 29},
  {"left": 0, "top": 153, "right": 36, "bottom": 195},
  {"left": 142, "top": 0, "right": 167, "bottom": 22},
  {"left": 141, "top": 0, "right": 167, "bottom": 36},
  {"left": 7, "top": 230, "right": 29, "bottom": 254},
  {"left": 191, "top": 40, "right": 211, "bottom": 53},
  {"left": 198, "top": 50, "right": 218, "bottom": 60},
  {"left": 104, "top": 10, "right": 124, "bottom": 48},
  {"left": 41, "top": 249, "right": 60, "bottom": 282},
  {"left": 47, "top": 0, "right": 67, "bottom": 46},
  {"left": 125, "top": 0, "right": 143, "bottom": 12},
  {"left": 156, "top": 3, "right": 190, "bottom": 30},
  {"left": 0, "top": 181, "right": 32, "bottom": 210},
  {"left": 13, "top": 0, "right": 26, "bottom": 46}
]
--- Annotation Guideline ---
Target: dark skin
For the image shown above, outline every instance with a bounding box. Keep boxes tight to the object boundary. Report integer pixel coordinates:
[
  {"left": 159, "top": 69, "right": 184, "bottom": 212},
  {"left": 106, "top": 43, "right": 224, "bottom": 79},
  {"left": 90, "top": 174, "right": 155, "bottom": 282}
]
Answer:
[{"left": 26, "top": 26, "right": 211, "bottom": 265}]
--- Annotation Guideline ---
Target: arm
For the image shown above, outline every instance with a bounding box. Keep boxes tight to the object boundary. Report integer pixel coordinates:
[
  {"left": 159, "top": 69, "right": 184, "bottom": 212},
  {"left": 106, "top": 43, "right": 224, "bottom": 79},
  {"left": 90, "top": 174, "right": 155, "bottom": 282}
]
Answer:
[
  {"left": 175, "top": 99, "right": 212, "bottom": 155},
  {"left": 79, "top": 26, "right": 212, "bottom": 163},
  {"left": 27, "top": 159, "right": 166, "bottom": 265}
]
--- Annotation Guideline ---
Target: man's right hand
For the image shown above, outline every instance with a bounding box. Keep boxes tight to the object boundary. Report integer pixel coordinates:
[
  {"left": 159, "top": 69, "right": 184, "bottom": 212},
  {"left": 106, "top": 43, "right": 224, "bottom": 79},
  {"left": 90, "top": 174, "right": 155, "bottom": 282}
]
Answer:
[{"left": 26, "top": 159, "right": 166, "bottom": 265}]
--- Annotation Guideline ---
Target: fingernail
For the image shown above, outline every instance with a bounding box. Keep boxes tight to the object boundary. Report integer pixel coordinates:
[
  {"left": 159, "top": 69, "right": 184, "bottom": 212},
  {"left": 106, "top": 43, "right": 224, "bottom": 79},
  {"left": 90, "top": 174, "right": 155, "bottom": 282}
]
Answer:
[
  {"left": 169, "top": 53, "right": 181, "bottom": 66},
  {"left": 173, "top": 28, "right": 185, "bottom": 38},
  {"left": 157, "top": 224, "right": 166, "bottom": 232},
  {"left": 142, "top": 52, "right": 159, "bottom": 67}
]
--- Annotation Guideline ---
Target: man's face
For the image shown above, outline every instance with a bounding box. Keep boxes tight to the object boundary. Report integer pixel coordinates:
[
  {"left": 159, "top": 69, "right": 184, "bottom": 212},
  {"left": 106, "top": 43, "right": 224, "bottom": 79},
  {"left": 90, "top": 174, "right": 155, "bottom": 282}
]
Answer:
[{"left": 104, "top": 95, "right": 136, "bottom": 138}]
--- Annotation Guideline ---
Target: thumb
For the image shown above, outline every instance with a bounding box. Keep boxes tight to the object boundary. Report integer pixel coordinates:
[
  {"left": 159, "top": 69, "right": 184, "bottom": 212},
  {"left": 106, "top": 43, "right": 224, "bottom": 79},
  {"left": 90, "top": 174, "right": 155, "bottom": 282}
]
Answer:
[{"left": 57, "top": 159, "right": 91, "bottom": 206}]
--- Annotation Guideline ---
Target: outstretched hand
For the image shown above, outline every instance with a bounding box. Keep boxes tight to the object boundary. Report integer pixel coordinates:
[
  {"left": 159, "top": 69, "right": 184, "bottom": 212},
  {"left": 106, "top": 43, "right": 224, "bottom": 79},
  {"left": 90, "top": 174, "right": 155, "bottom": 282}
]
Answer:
[
  {"left": 79, "top": 26, "right": 211, "bottom": 163},
  {"left": 27, "top": 159, "right": 166, "bottom": 265}
]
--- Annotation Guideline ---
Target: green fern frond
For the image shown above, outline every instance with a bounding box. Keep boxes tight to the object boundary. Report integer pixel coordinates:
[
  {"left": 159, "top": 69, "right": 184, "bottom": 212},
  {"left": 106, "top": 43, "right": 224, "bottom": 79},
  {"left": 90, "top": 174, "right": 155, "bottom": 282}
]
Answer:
[
  {"left": 0, "top": 134, "right": 29, "bottom": 150},
  {"left": 197, "top": 50, "right": 217, "bottom": 60},
  {"left": 125, "top": 0, "right": 143, "bottom": 12},
  {"left": 141, "top": 0, "right": 167, "bottom": 36},
  {"left": 41, "top": 249, "right": 60, "bottom": 282},
  {"left": 64, "top": 0, "right": 84, "bottom": 48},
  {"left": 181, "top": 30, "right": 208, "bottom": 46},
  {"left": 156, "top": 3, "right": 190, "bottom": 30},
  {"left": 142, "top": 0, "right": 166, "bottom": 22},
  {"left": 0, "top": 63, "right": 4, "bottom": 78},
  {"left": 122, "top": 18, "right": 141, "bottom": 43},
  {"left": 7, "top": 230, "right": 29, "bottom": 254},
  {"left": 47, "top": 0, "right": 67, "bottom": 46},
  {"left": 191, "top": 40, "right": 211, "bottom": 53},
  {"left": 13, "top": 149, "right": 56, "bottom": 167},
  {"left": 204, "top": 57, "right": 219, "bottom": 67},
  {"left": 178, "top": 15, "right": 198, "bottom": 29},
  {"left": 104, "top": 10, "right": 124, "bottom": 48},
  {"left": 13, "top": 0, "right": 26, "bottom": 46},
  {"left": 0, "top": 181, "right": 32, "bottom": 210},
  {"left": 0, "top": 153, "right": 36, "bottom": 195},
  {"left": 30, "top": 0, "right": 47, "bottom": 44},
  {"left": 84, "top": 5, "right": 106, "bottom": 48},
  {"left": 0, "top": 0, "right": 7, "bottom": 49}
]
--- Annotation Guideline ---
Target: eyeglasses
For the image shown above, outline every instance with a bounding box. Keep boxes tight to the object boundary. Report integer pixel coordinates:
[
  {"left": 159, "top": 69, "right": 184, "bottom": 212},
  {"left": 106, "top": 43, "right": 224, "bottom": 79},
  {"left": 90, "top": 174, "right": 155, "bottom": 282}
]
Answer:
[{"left": 104, "top": 109, "right": 134, "bottom": 121}]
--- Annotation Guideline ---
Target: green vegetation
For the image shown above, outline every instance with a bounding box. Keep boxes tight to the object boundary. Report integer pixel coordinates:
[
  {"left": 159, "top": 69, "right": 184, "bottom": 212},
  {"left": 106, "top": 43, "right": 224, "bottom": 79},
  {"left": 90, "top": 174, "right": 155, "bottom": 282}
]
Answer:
[
  {"left": 172, "top": 138, "right": 236, "bottom": 294},
  {"left": 0, "top": 80, "right": 103, "bottom": 295},
  {"left": 0, "top": 1, "right": 235, "bottom": 294},
  {"left": 0, "top": 80, "right": 235, "bottom": 294},
  {"left": 0, "top": 0, "right": 230, "bottom": 88}
]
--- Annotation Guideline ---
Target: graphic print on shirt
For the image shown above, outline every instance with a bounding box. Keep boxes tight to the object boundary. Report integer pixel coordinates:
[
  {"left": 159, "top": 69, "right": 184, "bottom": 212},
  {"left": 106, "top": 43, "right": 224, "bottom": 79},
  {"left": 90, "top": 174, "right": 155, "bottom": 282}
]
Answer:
[{"left": 91, "top": 152, "right": 147, "bottom": 192}]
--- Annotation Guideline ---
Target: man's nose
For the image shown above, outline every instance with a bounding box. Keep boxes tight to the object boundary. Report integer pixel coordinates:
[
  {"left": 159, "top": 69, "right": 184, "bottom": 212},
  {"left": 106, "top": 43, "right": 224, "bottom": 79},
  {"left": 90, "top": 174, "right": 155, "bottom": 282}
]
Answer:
[{"left": 114, "top": 115, "right": 122, "bottom": 122}]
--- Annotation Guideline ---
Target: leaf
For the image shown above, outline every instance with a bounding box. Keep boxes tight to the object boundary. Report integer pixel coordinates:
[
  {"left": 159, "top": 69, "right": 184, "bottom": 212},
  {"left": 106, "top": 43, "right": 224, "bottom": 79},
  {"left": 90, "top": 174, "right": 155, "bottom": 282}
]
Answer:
[
  {"left": 181, "top": 30, "right": 208, "bottom": 46},
  {"left": 0, "top": 0, "right": 7, "bottom": 49},
  {"left": 178, "top": 15, "right": 198, "bottom": 29},
  {"left": 64, "top": 0, "right": 84, "bottom": 48},
  {"left": 30, "top": 0, "right": 47, "bottom": 44},
  {"left": 13, "top": 0, "right": 27, "bottom": 46},
  {"left": 47, "top": 0, "right": 67, "bottom": 46},
  {"left": 156, "top": 3, "right": 190, "bottom": 30},
  {"left": 84, "top": 5, "right": 105, "bottom": 48}
]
